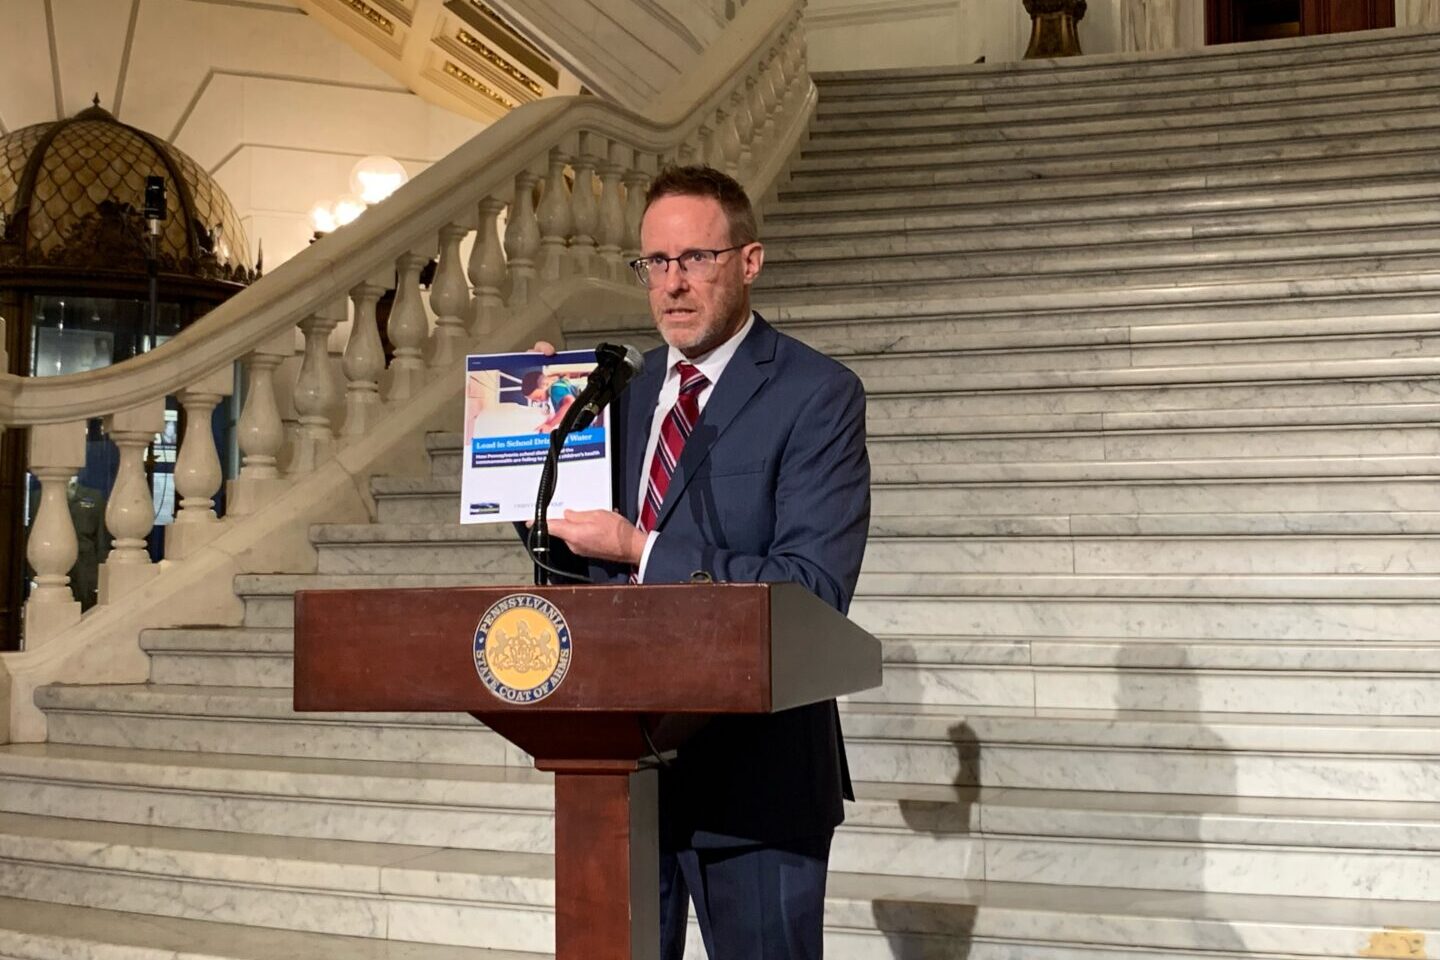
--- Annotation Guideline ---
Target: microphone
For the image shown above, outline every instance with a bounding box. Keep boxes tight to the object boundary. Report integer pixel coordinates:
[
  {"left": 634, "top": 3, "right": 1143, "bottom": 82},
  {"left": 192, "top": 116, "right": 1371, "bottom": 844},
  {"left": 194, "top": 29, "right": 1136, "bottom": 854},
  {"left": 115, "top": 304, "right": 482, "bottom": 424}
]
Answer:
[
  {"left": 529, "top": 342, "right": 643, "bottom": 586},
  {"left": 567, "top": 342, "right": 644, "bottom": 431}
]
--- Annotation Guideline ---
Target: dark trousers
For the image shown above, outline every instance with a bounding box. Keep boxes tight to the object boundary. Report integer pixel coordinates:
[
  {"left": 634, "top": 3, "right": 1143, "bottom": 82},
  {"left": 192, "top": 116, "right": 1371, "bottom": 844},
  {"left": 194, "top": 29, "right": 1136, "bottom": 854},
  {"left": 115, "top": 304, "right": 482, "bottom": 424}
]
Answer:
[{"left": 659, "top": 833, "right": 833, "bottom": 960}]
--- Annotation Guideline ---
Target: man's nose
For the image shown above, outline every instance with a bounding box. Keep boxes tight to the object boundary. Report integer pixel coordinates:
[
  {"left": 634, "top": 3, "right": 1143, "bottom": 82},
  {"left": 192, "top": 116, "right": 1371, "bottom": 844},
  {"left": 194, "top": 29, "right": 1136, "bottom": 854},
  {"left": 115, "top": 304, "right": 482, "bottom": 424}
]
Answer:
[{"left": 662, "top": 263, "right": 690, "bottom": 293}]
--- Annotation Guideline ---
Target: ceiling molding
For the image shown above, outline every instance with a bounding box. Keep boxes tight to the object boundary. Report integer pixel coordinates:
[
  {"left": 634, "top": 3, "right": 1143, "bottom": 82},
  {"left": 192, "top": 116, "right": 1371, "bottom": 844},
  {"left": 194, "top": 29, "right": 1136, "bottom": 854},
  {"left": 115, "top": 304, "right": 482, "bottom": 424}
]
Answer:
[
  {"left": 171, "top": 68, "right": 413, "bottom": 142},
  {"left": 182, "top": 0, "right": 308, "bottom": 11},
  {"left": 113, "top": 0, "right": 142, "bottom": 119},
  {"left": 43, "top": 0, "right": 64, "bottom": 120},
  {"left": 291, "top": 0, "right": 579, "bottom": 121},
  {"left": 208, "top": 140, "right": 432, "bottom": 177}
]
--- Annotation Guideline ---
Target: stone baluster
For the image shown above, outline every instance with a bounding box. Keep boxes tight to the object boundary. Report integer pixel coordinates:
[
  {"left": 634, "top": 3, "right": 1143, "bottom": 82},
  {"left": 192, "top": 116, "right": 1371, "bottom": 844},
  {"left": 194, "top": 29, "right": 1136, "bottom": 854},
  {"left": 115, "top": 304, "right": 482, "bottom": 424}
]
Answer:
[
  {"left": 621, "top": 152, "right": 652, "bottom": 271},
  {"left": 705, "top": 107, "right": 729, "bottom": 172},
  {"left": 505, "top": 163, "right": 542, "bottom": 308},
  {"left": 718, "top": 89, "right": 744, "bottom": 178},
  {"left": 760, "top": 46, "right": 783, "bottom": 141},
  {"left": 536, "top": 144, "right": 573, "bottom": 282},
  {"left": 788, "top": 24, "right": 808, "bottom": 110},
  {"left": 98, "top": 398, "right": 165, "bottom": 603},
  {"left": 569, "top": 133, "right": 601, "bottom": 278},
  {"left": 470, "top": 196, "right": 508, "bottom": 335},
  {"left": 429, "top": 223, "right": 471, "bottom": 369},
  {"left": 680, "top": 126, "right": 704, "bottom": 166},
  {"left": 228, "top": 330, "right": 293, "bottom": 516},
  {"left": 290, "top": 302, "right": 344, "bottom": 474},
  {"left": 23, "top": 420, "right": 87, "bottom": 646},
  {"left": 166, "top": 365, "right": 235, "bottom": 560},
  {"left": 596, "top": 139, "right": 629, "bottom": 282},
  {"left": 386, "top": 252, "right": 430, "bottom": 401},
  {"left": 341, "top": 281, "right": 386, "bottom": 438},
  {"left": 734, "top": 77, "right": 757, "bottom": 177}
]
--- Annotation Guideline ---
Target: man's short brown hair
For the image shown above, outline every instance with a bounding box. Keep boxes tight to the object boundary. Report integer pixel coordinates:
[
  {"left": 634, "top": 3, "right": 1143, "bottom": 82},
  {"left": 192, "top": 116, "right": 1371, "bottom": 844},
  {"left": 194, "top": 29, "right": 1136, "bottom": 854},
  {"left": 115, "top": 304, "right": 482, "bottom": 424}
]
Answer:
[{"left": 644, "top": 165, "right": 759, "bottom": 246}]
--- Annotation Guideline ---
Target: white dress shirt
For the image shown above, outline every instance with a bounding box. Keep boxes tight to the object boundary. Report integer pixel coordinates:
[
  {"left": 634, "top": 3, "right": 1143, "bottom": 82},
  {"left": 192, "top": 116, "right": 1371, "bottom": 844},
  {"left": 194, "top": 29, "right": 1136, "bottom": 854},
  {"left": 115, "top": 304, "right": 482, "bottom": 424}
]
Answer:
[{"left": 635, "top": 312, "right": 756, "bottom": 581}]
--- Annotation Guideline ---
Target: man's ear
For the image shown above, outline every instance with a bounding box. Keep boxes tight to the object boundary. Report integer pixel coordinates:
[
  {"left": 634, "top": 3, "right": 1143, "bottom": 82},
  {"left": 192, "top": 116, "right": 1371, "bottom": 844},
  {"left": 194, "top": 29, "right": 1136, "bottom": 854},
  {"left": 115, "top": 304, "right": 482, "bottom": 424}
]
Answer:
[{"left": 743, "top": 241, "right": 764, "bottom": 284}]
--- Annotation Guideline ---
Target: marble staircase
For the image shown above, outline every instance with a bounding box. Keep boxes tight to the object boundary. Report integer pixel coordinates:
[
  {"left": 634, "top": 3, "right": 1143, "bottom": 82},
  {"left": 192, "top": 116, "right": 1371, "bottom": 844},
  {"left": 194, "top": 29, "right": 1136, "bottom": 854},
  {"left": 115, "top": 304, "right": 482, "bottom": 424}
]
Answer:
[{"left": 5, "top": 26, "right": 1440, "bottom": 960}]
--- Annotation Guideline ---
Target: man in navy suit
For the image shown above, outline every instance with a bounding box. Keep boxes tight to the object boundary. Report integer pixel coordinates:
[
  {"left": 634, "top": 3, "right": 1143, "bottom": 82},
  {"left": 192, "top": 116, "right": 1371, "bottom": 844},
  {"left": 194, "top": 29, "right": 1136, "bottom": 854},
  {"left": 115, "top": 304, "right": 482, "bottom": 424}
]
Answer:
[{"left": 544, "top": 165, "right": 870, "bottom": 960}]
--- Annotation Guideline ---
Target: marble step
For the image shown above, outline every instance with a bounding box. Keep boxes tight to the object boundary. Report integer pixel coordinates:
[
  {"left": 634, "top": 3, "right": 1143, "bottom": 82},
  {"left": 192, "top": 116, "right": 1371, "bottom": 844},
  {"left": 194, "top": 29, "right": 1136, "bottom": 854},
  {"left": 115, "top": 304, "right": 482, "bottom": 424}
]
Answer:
[
  {"left": 31, "top": 683, "right": 522, "bottom": 767},
  {"left": 0, "top": 744, "right": 552, "bottom": 853},
  {"left": 0, "top": 740, "right": 918, "bottom": 881},
  {"left": 867, "top": 425, "right": 1440, "bottom": 465},
  {"left": 840, "top": 703, "right": 1440, "bottom": 800},
  {"left": 3, "top": 779, "right": 1439, "bottom": 941},
  {"left": 862, "top": 634, "right": 1440, "bottom": 715},
  {"left": 813, "top": 56, "right": 1440, "bottom": 123},
  {"left": 0, "top": 898, "right": 529, "bottom": 960},
  {"left": 421, "top": 439, "right": 1440, "bottom": 487},
  {"left": 871, "top": 479, "right": 1440, "bottom": 519},
  {"left": 142, "top": 627, "right": 295, "bottom": 688},
  {"left": 574, "top": 271, "right": 1440, "bottom": 338},
  {"left": 814, "top": 26, "right": 1440, "bottom": 95},
  {"left": 436, "top": 375, "right": 1440, "bottom": 441},
  {"left": 851, "top": 571, "right": 1440, "bottom": 601},
  {"left": 854, "top": 354, "right": 1440, "bottom": 394},
  {"left": 31, "top": 669, "right": 1440, "bottom": 799},
  {"left": 868, "top": 511, "right": 1440, "bottom": 537},
  {"left": 781, "top": 127, "right": 1440, "bottom": 199},
  {"left": 757, "top": 251, "right": 1440, "bottom": 305},
  {"left": 848, "top": 592, "right": 1438, "bottom": 641},
  {"left": 774, "top": 148, "right": 1440, "bottom": 216},
  {"left": 7, "top": 882, "right": 1438, "bottom": 960},
  {"left": 804, "top": 89, "right": 1440, "bottom": 154},
  {"left": 424, "top": 438, "right": 1440, "bottom": 490},
  {"left": 867, "top": 453, "right": 1440, "bottom": 486},
  {"left": 784, "top": 311, "right": 1440, "bottom": 363},
  {"left": 0, "top": 812, "right": 554, "bottom": 953},
  {"left": 841, "top": 333, "right": 1440, "bottom": 381},
  {"left": 869, "top": 404, "right": 1440, "bottom": 439},
  {"left": 380, "top": 471, "right": 1440, "bottom": 526},
  {"left": 758, "top": 226, "right": 1440, "bottom": 289},
  {"left": 787, "top": 106, "right": 1440, "bottom": 175},
  {"left": 768, "top": 186, "right": 1440, "bottom": 248},
  {"left": 308, "top": 518, "right": 1440, "bottom": 577},
  {"left": 0, "top": 745, "right": 967, "bottom": 878}
]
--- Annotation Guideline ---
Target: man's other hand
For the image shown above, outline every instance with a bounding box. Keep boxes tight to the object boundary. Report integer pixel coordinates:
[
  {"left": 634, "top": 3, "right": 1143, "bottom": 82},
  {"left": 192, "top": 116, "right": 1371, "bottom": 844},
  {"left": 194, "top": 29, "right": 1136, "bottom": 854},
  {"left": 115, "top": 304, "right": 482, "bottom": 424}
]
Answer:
[
  {"left": 532, "top": 340, "right": 557, "bottom": 355},
  {"left": 547, "top": 509, "right": 646, "bottom": 565}
]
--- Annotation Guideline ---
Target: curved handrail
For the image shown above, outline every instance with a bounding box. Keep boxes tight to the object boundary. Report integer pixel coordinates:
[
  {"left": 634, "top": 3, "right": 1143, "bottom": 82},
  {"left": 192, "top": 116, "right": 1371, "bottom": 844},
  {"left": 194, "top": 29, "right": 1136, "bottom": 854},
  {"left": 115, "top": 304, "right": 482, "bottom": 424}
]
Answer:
[{"left": 0, "top": 0, "right": 805, "bottom": 427}]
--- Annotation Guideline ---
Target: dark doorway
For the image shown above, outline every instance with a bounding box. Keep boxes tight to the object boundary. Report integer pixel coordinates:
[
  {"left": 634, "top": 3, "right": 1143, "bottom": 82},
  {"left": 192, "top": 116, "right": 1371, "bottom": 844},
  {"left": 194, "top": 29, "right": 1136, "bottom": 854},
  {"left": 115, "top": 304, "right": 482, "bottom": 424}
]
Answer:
[{"left": 1207, "top": 0, "right": 1395, "bottom": 43}]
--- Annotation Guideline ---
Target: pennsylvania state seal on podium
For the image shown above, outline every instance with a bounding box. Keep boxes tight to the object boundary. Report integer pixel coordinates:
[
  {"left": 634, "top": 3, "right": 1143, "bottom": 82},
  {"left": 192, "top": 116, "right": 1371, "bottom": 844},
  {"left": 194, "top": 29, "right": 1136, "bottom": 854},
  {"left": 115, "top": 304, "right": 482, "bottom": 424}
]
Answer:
[{"left": 473, "top": 594, "right": 572, "bottom": 703}]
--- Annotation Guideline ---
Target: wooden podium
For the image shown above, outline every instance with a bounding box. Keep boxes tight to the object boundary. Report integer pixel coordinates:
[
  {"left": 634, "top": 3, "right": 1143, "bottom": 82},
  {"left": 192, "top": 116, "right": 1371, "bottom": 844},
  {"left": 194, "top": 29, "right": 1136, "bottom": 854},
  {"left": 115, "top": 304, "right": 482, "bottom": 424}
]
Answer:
[{"left": 293, "top": 581, "right": 882, "bottom": 960}]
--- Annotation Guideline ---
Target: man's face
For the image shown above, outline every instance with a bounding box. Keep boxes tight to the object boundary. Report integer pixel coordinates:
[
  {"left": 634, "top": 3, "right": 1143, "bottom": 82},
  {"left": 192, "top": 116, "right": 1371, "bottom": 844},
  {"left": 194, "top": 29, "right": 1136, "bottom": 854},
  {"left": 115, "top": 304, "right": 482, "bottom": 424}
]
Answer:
[{"left": 639, "top": 193, "right": 763, "bottom": 359}]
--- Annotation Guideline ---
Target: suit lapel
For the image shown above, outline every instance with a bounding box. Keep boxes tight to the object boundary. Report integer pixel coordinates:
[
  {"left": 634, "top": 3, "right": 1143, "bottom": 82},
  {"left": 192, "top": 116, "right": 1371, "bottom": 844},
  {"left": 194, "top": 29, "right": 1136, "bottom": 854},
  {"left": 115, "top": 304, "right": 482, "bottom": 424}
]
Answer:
[{"left": 654, "top": 316, "right": 777, "bottom": 531}]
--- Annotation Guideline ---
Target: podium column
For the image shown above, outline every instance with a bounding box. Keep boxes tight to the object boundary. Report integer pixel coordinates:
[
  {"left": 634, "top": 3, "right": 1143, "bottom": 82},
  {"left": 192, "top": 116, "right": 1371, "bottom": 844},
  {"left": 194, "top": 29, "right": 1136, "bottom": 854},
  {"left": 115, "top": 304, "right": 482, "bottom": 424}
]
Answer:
[{"left": 545, "top": 760, "right": 660, "bottom": 960}]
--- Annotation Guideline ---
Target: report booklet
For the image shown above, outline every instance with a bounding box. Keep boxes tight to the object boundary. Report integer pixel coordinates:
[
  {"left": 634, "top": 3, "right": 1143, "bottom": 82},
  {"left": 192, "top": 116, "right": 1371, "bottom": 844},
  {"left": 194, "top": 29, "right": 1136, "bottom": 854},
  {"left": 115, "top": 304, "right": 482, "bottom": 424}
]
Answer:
[{"left": 460, "top": 349, "right": 614, "bottom": 524}]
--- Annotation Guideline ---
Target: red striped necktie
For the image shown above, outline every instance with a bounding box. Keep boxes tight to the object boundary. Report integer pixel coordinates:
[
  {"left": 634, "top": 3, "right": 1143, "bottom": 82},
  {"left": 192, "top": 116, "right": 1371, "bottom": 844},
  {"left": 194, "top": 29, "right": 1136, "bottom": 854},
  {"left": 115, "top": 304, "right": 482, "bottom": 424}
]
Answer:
[{"left": 638, "top": 361, "right": 709, "bottom": 536}]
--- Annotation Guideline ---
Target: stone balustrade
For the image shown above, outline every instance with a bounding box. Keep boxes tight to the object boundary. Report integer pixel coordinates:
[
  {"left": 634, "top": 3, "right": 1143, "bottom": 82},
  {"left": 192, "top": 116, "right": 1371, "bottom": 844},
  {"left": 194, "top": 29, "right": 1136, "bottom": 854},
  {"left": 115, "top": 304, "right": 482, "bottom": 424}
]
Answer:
[{"left": 0, "top": 0, "right": 813, "bottom": 651}]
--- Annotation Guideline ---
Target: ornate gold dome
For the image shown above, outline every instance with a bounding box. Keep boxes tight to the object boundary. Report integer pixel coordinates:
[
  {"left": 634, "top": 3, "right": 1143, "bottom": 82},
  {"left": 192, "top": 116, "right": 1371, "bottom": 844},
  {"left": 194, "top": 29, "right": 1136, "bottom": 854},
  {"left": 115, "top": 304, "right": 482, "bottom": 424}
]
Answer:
[{"left": 0, "top": 101, "right": 254, "bottom": 284}]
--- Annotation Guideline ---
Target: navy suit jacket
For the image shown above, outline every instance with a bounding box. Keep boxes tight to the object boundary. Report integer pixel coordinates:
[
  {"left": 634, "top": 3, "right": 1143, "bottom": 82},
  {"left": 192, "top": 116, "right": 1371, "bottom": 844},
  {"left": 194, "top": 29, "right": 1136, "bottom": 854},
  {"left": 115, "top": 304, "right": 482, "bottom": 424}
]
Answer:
[{"left": 575, "top": 313, "right": 872, "bottom": 846}]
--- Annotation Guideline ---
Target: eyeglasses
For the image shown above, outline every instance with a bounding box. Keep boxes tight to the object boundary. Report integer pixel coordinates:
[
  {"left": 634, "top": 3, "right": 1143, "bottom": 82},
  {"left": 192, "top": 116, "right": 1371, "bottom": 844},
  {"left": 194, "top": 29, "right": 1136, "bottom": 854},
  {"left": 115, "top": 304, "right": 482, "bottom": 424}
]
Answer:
[{"left": 628, "top": 245, "right": 748, "bottom": 287}]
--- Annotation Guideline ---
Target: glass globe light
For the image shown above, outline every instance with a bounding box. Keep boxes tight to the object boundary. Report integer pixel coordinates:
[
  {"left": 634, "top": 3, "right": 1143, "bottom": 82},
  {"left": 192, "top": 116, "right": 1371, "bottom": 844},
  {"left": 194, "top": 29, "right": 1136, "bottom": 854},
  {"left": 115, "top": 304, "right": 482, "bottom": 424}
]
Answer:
[
  {"left": 332, "top": 194, "right": 367, "bottom": 227},
  {"left": 350, "top": 155, "right": 408, "bottom": 205},
  {"left": 309, "top": 202, "right": 338, "bottom": 234}
]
